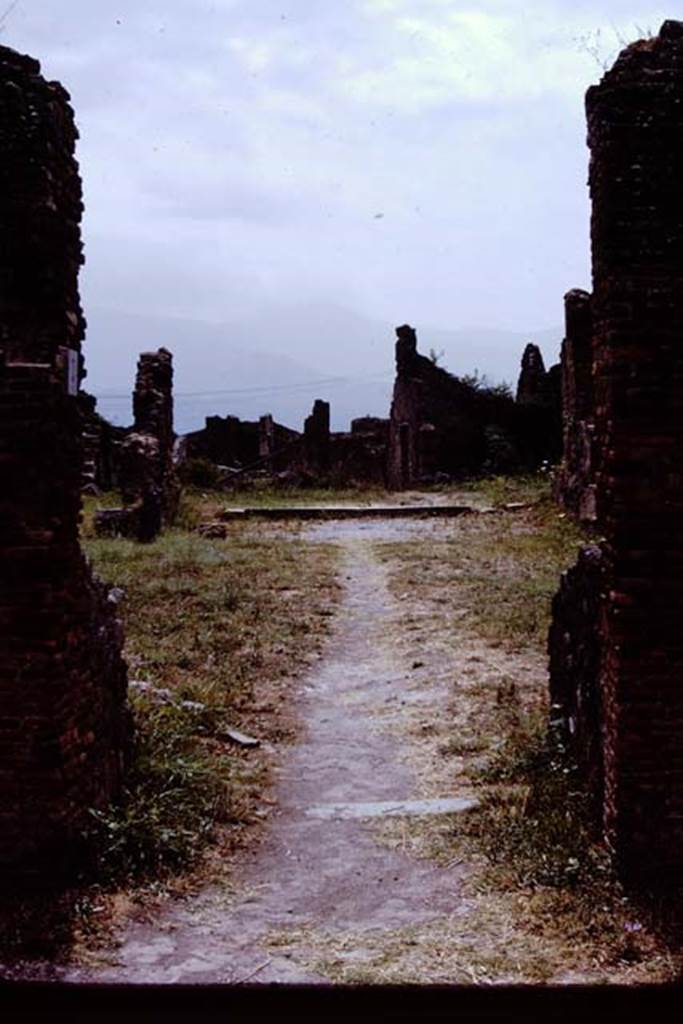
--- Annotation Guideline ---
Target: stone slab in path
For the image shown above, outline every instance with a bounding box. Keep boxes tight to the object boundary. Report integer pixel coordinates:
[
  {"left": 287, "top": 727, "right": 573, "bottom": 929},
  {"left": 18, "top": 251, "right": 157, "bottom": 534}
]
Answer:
[{"left": 305, "top": 796, "right": 480, "bottom": 820}]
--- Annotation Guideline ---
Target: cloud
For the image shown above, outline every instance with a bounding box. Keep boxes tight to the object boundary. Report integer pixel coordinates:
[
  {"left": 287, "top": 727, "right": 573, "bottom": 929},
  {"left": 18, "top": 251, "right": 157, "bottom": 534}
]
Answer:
[
  {"left": 2, "top": 0, "right": 670, "bottom": 340},
  {"left": 337, "top": 1, "right": 672, "bottom": 112},
  {"left": 227, "top": 36, "right": 272, "bottom": 74}
]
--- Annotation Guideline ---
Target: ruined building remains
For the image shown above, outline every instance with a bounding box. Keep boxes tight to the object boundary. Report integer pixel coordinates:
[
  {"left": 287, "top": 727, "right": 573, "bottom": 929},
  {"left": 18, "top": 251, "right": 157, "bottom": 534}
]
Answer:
[
  {"left": 516, "top": 343, "right": 552, "bottom": 405},
  {"left": 177, "top": 328, "right": 564, "bottom": 492},
  {"left": 549, "top": 20, "right": 683, "bottom": 882},
  {"left": 181, "top": 399, "right": 389, "bottom": 487},
  {"left": 303, "top": 399, "right": 330, "bottom": 476},
  {"left": 79, "top": 390, "right": 126, "bottom": 492},
  {"left": 95, "top": 348, "right": 179, "bottom": 541},
  {"left": 388, "top": 325, "right": 560, "bottom": 489},
  {"left": 0, "top": 47, "right": 130, "bottom": 881},
  {"left": 553, "top": 289, "right": 596, "bottom": 520}
]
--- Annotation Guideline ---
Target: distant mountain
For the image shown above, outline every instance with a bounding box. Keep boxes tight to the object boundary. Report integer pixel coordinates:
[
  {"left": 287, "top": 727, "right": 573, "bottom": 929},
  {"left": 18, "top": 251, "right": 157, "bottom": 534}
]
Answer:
[{"left": 83, "top": 305, "right": 561, "bottom": 435}]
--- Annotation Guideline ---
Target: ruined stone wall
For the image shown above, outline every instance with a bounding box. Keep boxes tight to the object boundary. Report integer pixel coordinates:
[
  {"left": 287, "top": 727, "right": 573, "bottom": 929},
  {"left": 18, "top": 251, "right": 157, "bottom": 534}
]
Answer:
[
  {"left": 548, "top": 545, "right": 606, "bottom": 823},
  {"left": 588, "top": 20, "right": 683, "bottom": 880},
  {"left": 303, "top": 399, "right": 330, "bottom": 476},
  {"left": 554, "top": 290, "right": 596, "bottom": 520},
  {"left": 388, "top": 325, "right": 556, "bottom": 489},
  {"left": 0, "top": 47, "right": 129, "bottom": 881},
  {"left": 514, "top": 343, "right": 563, "bottom": 467},
  {"left": 516, "top": 343, "right": 549, "bottom": 405},
  {"left": 128, "top": 347, "right": 179, "bottom": 522},
  {"left": 184, "top": 413, "right": 260, "bottom": 468},
  {"left": 550, "top": 21, "right": 683, "bottom": 883},
  {"left": 79, "top": 391, "right": 125, "bottom": 492},
  {"left": 96, "top": 349, "right": 179, "bottom": 540}
]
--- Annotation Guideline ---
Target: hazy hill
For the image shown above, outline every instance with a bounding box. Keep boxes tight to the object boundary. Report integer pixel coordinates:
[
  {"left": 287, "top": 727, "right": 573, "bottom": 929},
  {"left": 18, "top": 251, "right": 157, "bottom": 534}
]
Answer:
[{"left": 83, "top": 305, "right": 561, "bottom": 435}]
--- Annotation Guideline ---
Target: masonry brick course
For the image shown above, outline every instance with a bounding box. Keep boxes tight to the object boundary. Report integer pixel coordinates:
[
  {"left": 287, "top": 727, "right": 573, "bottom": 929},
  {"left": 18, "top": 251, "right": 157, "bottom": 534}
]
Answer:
[
  {"left": 549, "top": 20, "right": 683, "bottom": 883},
  {"left": 0, "top": 46, "right": 130, "bottom": 882},
  {"left": 388, "top": 325, "right": 560, "bottom": 488}
]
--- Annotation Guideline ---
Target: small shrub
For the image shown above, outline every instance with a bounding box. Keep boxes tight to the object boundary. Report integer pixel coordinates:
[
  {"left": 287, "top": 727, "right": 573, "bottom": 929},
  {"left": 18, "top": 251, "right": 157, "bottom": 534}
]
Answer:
[
  {"left": 84, "top": 697, "right": 233, "bottom": 884},
  {"left": 463, "top": 715, "right": 611, "bottom": 892}
]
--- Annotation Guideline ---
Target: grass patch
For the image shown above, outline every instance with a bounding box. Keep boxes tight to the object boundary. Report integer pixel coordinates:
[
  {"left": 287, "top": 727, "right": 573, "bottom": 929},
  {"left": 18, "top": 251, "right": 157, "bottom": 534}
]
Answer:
[
  {"left": 461, "top": 472, "right": 552, "bottom": 507},
  {"left": 377, "top": 494, "right": 586, "bottom": 651},
  {"left": 84, "top": 529, "right": 338, "bottom": 722},
  {"left": 2, "top": 516, "right": 340, "bottom": 961},
  {"left": 85, "top": 697, "right": 233, "bottom": 883},
  {"left": 465, "top": 715, "right": 609, "bottom": 891},
  {"left": 364, "top": 487, "right": 678, "bottom": 983},
  {"left": 79, "top": 523, "right": 338, "bottom": 890}
]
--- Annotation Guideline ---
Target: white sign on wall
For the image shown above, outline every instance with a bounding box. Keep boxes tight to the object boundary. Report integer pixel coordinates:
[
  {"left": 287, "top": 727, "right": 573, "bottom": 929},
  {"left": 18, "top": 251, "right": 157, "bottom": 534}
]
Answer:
[{"left": 66, "top": 348, "right": 79, "bottom": 396}]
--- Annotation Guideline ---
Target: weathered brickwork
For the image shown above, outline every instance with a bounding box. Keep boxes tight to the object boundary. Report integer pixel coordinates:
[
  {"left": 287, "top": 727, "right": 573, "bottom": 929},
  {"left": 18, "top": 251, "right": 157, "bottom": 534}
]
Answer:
[
  {"left": 548, "top": 545, "right": 606, "bottom": 823},
  {"left": 79, "top": 391, "right": 125, "bottom": 492},
  {"left": 516, "top": 343, "right": 549, "bottom": 405},
  {"left": 126, "top": 348, "right": 179, "bottom": 525},
  {"left": 388, "top": 325, "right": 560, "bottom": 489},
  {"left": 554, "top": 290, "right": 596, "bottom": 520},
  {"left": 95, "top": 348, "right": 178, "bottom": 540},
  {"left": 303, "top": 399, "right": 331, "bottom": 476},
  {"left": 185, "top": 412, "right": 260, "bottom": 468},
  {"left": 550, "top": 21, "right": 683, "bottom": 883},
  {"left": 0, "top": 47, "right": 130, "bottom": 882}
]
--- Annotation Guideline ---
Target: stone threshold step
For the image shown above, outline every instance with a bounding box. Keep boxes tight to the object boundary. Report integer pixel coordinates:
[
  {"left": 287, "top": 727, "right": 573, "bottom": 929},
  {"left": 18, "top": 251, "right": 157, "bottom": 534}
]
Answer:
[
  {"left": 304, "top": 796, "right": 479, "bottom": 820},
  {"left": 218, "top": 504, "right": 498, "bottom": 522}
]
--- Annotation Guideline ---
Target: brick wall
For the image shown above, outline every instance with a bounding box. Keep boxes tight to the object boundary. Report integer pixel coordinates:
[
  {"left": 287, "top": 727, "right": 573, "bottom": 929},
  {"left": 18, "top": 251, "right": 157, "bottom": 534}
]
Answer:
[
  {"left": 550, "top": 21, "right": 683, "bottom": 883},
  {"left": 388, "top": 325, "right": 560, "bottom": 488},
  {"left": 0, "top": 46, "right": 130, "bottom": 882}
]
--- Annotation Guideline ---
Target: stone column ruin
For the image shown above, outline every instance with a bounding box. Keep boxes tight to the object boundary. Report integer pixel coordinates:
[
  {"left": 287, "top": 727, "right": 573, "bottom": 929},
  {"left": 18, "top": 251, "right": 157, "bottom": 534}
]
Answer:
[
  {"left": 387, "top": 325, "right": 420, "bottom": 489},
  {"left": 96, "top": 347, "right": 179, "bottom": 541},
  {"left": 303, "top": 399, "right": 330, "bottom": 477},
  {"left": 554, "top": 289, "right": 596, "bottom": 520},
  {"left": 549, "top": 21, "right": 683, "bottom": 883},
  {"left": 515, "top": 343, "right": 549, "bottom": 405},
  {"left": 0, "top": 47, "right": 130, "bottom": 882},
  {"left": 259, "top": 413, "right": 275, "bottom": 471}
]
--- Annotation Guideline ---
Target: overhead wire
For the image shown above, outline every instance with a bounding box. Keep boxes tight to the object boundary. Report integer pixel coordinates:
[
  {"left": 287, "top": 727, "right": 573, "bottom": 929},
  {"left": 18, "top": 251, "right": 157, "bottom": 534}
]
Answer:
[{"left": 95, "top": 371, "right": 394, "bottom": 401}]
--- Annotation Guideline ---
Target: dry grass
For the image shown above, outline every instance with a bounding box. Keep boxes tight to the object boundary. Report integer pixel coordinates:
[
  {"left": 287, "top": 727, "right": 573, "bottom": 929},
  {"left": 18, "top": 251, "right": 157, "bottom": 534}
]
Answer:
[
  {"left": 375, "top": 499, "right": 585, "bottom": 653},
  {"left": 0, "top": 500, "right": 340, "bottom": 964},
  {"left": 356, "top": 488, "right": 680, "bottom": 985},
  {"left": 81, "top": 522, "right": 339, "bottom": 878}
]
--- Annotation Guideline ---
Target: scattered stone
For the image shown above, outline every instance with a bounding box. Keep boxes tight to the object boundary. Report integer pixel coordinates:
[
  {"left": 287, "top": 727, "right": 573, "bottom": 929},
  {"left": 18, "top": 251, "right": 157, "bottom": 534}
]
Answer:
[
  {"left": 220, "top": 728, "right": 260, "bottom": 749},
  {"left": 197, "top": 521, "right": 229, "bottom": 538},
  {"left": 129, "top": 680, "right": 175, "bottom": 704}
]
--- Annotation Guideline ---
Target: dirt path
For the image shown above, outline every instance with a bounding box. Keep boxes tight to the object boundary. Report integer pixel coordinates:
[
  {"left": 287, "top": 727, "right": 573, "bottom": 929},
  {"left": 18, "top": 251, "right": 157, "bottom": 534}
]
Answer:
[{"left": 58, "top": 520, "right": 478, "bottom": 985}]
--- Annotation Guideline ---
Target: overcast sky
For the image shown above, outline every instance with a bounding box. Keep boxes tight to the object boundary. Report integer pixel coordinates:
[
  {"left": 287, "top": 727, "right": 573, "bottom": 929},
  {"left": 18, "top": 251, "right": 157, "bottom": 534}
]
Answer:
[{"left": 2, "top": 1, "right": 673, "bottom": 366}]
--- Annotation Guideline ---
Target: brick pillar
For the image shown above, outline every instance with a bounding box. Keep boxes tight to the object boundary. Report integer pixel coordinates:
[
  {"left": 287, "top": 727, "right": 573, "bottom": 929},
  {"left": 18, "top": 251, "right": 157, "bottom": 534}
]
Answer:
[
  {"left": 259, "top": 414, "right": 275, "bottom": 469},
  {"left": 131, "top": 347, "right": 178, "bottom": 523},
  {"left": 388, "top": 325, "right": 420, "bottom": 489},
  {"left": 515, "top": 343, "right": 548, "bottom": 405},
  {"left": 0, "top": 46, "right": 130, "bottom": 883},
  {"left": 551, "top": 21, "right": 683, "bottom": 883},
  {"left": 303, "top": 399, "right": 330, "bottom": 475},
  {"left": 555, "top": 289, "right": 596, "bottom": 520}
]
